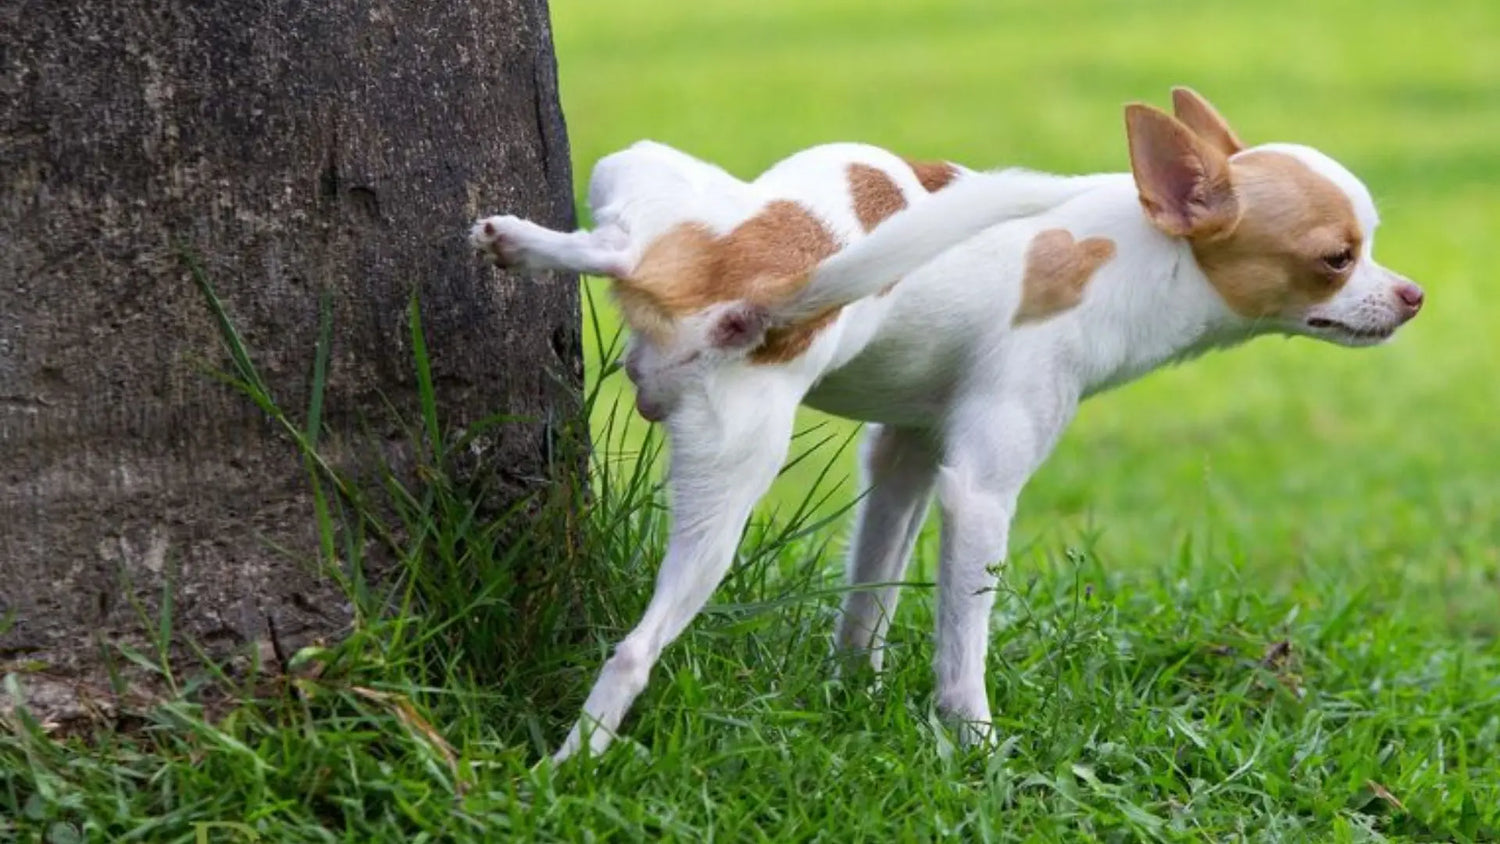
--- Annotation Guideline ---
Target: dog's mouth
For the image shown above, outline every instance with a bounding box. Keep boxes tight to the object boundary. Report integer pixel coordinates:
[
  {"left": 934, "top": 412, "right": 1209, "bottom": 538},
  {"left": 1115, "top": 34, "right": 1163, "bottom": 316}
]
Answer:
[{"left": 1305, "top": 317, "right": 1397, "bottom": 346}]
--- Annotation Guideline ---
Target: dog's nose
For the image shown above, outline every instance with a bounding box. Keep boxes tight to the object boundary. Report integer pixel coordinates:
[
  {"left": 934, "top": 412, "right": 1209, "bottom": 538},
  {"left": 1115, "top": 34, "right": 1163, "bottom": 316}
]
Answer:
[{"left": 1394, "top": 281, "right": 1424, "bottom": 318}]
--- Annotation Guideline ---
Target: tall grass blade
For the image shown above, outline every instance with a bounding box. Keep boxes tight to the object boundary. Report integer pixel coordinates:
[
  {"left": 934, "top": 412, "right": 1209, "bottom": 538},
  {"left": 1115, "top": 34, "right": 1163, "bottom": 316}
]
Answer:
[{"left": 407, "top": 290, "right": 442, "bottom": 460}]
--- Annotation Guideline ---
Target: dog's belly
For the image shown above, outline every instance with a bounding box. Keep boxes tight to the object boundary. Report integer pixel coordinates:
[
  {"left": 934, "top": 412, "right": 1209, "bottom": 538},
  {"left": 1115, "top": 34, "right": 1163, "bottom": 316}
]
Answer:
[
  {"left": 801, "top": 379, "right": 950, "bottom": 428},
  {"left": 801, "top": 333, "right": 965, "bottom": 427},
  {"left": 801, "top": 235, "right": 1024, "bottom": 427}
]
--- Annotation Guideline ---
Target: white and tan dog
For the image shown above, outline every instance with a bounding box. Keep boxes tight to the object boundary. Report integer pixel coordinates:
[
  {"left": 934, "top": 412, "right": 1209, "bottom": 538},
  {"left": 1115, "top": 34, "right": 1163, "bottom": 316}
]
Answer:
[{"left": 472, "top": 89, "right": 1423, "bottom": 761}]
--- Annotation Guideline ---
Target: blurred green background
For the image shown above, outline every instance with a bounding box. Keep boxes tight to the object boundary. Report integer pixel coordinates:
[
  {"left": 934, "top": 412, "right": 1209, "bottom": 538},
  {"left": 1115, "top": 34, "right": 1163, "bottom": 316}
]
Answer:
[{"left": 552, "top": 0, "right": 1499, "bottom": 623}]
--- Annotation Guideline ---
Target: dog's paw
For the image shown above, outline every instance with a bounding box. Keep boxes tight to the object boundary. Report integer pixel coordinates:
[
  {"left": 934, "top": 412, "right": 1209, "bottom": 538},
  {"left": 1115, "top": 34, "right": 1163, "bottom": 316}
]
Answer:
[
  {"left": 552, "top": 716, "right": 626, "bottom": 764},
  {"left": 470, "top": 215, "right": 532, "bottom": 268},
  {"left": 954, "top": 718, "right": 1000, "bottom": 753},
  {"left": 936, "top": 687, "right": 998, "bottom": 752}
]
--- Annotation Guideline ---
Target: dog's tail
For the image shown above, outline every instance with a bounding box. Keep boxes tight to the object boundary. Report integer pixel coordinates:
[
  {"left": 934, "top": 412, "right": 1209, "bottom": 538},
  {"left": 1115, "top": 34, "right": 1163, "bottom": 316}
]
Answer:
[{"left": 773, "top": 169, "right": 1114, "bottom": 324}]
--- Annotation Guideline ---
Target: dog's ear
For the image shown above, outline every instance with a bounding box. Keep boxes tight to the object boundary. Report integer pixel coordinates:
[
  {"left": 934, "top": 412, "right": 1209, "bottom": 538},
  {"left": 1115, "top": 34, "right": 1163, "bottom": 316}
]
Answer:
[
  {"left": 1125, "top": 103, "right": 1242, "bottom": 239},
  {"left": 1170, "top": 87, "right": 1244, "bottom": 157},
  {"left": 707, "top": 302, "right": 771, "bottom": 350}
]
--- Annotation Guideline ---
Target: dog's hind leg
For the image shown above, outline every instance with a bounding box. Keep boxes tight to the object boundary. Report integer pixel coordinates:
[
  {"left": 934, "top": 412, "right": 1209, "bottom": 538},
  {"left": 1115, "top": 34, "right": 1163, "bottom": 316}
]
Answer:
[
  {"left": 553, "top": 374, "right": 800, "bottom": 761},
  {"left": 832, "top": 425, "right": 938, "bottom": 674},
  {"left": 473, "top": 141, "right": 756, "bottom": 283},
  {"left": 470, "top": 215, "right": 633, "bottom": 278}
]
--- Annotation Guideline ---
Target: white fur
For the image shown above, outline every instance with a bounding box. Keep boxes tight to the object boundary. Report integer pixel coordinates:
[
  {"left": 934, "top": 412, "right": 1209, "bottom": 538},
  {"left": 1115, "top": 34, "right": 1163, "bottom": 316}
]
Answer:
[
  {"left": 471, "top": 132, "right": 1420, "bottom": 762},
  {"left": 779, "top": 168, "right": 1119, "bottom": 323}
]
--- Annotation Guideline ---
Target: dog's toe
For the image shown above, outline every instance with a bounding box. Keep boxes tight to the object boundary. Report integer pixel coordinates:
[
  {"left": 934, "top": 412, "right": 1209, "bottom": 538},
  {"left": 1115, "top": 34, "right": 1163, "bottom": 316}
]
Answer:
[
  {"left": 470, "top": 215, "right": 526, "bottom": 266},
  {"left": 955, "top": 719, "right": 1000, "bottom": 752}
]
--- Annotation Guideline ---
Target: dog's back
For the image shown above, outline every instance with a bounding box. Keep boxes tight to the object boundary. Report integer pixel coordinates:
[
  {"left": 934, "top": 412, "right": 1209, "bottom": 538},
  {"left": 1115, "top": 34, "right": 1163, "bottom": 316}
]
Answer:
[{"left": 583, "top": 142, "right": 967, "bottom": 356}]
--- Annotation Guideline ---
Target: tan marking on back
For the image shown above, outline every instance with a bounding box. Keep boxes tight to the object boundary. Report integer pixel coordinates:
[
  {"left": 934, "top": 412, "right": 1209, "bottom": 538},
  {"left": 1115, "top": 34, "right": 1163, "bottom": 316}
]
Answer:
[
  {"left": 846, "top": 163, "right": 910, "bottom": 298},
  {"left": 1013, "top": 229, "right": 1116, "bottom": 325},
  {"left": 620, "top": 200, "right": 843, "bottom": 360},
  {"left": 1192, "top": 151, "right": 1361, "bottom": 318},
  {"left": 848, "top": 163, "right": 908, "bottom": 231},
  {"left": 905, "top": 158, "right": 959, "bottom": 192}
]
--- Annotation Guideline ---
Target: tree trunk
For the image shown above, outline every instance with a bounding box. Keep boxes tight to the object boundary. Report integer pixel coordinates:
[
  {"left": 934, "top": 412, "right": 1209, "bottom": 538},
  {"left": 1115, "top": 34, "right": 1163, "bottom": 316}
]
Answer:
[{"left": 0, "top": 0, "right": 579, "bottom": 718}]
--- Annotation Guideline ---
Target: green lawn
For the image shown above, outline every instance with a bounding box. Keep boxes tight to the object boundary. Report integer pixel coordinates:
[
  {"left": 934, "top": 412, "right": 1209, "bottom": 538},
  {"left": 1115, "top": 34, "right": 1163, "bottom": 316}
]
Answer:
[
  {"left": 6, "top": 0, "right": 1499, "bottom": 840},
  {"left": 553, "top": 1, "right": 1500, "bottom": 833}
]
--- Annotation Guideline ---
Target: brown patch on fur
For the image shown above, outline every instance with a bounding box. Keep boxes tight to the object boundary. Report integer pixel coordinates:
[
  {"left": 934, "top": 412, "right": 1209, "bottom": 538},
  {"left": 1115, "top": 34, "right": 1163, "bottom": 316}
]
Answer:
[
  {"left": 750, "top": 308, "right": 842, "bottom": 363},
  {"left": 848, "top": 163, "right": 908, "bottom": 232},
  {"left": 845, "top": 163, "right": 910, "bottom": 298},
  {"left": 1192, "top": 151, "right": 1361, "bottom": 318},
  {"left": 616, "top": 223, "right": 719, "bottom": 344},
  {"left": 906, "top": 159, "right": 959, "bottom": 192},
  {"left": 1013, "top": 229, "right": 1116, "bottom": 325},
  {"left": 620, "top": 200, "right": 843, "bottom": 359}
]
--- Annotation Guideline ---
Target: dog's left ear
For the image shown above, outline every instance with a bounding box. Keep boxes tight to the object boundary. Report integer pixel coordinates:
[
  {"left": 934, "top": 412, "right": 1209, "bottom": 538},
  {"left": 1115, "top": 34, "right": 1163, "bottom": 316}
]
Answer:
[
  {"left": 1170, "top": 87, "right": 1244, "bottom": 157},
  {"left": 1125, "top": 104, "right": 1242, "bottom": 240}
]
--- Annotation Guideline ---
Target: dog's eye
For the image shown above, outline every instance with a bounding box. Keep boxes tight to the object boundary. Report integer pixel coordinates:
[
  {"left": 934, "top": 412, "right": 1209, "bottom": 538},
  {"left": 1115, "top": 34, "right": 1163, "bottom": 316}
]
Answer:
[{"left": 1323, "top": 248, "right": 1355, "bottom": 272}]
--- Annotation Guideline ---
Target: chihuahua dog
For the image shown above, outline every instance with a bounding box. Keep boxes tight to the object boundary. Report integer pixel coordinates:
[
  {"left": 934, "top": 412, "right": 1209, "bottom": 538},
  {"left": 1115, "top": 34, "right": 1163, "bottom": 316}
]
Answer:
[{"left": 472, "top": 89, "right": 1423, "bottom": 761}]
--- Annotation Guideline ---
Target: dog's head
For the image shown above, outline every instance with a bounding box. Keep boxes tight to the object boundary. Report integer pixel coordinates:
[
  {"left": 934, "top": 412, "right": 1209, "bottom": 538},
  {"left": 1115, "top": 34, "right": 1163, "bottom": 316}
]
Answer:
[
  {"left": 1126, "top": 88, "right": 1423, "bottom": 346},
  {"left": 622, "top": 301, "right": 771, "bottom": 422}
]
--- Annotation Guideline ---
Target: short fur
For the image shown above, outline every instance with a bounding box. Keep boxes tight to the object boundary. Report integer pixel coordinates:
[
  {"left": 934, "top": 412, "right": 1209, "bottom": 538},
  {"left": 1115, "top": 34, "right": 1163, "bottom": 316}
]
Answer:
[{"left": 470, "top": 88, "right": 1424, "bottom": 760}]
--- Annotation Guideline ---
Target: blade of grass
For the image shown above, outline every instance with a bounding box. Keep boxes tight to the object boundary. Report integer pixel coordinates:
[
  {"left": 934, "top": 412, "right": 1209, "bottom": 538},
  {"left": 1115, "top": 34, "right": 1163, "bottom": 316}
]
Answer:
[{"left": 407, "top": 290, "right": 442, "bottom": 461}]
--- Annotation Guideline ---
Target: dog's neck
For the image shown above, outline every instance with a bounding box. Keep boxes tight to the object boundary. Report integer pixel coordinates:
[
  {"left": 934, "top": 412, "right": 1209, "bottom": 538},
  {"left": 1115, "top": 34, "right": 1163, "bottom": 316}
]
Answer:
[{"left": 1052, "top": 177, "right": 1256, "bottom": 398}]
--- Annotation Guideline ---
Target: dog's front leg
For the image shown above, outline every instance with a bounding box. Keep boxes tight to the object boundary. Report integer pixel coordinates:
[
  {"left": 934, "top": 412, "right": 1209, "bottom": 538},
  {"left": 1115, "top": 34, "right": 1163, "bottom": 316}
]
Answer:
[
  {"left": 934, "top": 390, "right": 1076, "bottom": 747},
  {"left": 554, "top": 384, "right": 799, "bottom": 762}
]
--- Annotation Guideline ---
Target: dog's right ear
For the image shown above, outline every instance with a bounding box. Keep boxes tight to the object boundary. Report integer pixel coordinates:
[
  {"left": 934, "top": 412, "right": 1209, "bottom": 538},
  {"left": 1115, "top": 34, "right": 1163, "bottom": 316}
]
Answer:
[
  {"left": 1170, "top": 87, "right": 1244, "bottom": 157},
  {"left": 1125, "top": 104, "right": 1241, "bottom": 240}
]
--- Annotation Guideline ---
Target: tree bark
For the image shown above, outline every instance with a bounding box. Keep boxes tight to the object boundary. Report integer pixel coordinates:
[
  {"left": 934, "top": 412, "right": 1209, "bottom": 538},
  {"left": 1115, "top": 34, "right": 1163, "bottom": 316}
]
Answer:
[{"left": 0, "top": 0, "right": 579, "bottom": 716}]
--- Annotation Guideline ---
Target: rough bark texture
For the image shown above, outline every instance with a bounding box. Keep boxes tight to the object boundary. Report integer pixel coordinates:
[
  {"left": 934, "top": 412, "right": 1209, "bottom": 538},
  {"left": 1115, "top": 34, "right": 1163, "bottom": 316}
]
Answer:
[{"left": 0, "top": 0, "right": 580, "bottom": 716}]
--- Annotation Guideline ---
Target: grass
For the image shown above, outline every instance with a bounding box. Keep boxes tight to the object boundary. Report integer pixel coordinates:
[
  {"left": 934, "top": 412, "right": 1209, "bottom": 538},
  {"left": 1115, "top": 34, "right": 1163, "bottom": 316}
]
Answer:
[{"left": 4, "top": 0, "right": 1500, "bottom": 839}]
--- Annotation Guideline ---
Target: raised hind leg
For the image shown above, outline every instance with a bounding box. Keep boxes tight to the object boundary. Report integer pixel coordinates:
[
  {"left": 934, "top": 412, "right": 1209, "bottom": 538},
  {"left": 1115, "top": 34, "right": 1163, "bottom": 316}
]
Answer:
[
  {"left": 469, "top": 214, "right": 632, "bottom": 278},
  {"left": 472, "top": 140, "right": 753, "bottom": 279}
]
